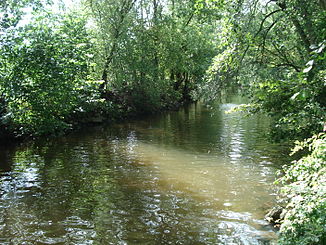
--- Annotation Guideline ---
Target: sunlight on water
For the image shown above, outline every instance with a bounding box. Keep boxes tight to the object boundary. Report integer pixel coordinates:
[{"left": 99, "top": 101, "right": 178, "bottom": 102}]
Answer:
[
  {"left": 128, "top": 142, "right": 256, "bottom": 203},
  {"left": 111, "top": 139, "right": 278, "bottom": 243},
  {"left": 0, "top": 95, "right": 289, "bottom": 244}
]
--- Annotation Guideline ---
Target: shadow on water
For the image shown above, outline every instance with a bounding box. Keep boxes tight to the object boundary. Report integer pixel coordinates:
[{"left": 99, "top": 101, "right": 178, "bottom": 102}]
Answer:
[{"left": 0, "top": 94, "right": 291, "bottom": 244}]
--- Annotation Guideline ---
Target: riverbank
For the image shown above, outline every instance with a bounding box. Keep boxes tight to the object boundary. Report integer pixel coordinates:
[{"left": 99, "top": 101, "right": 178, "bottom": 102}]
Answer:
[
  {"left": 264, "top": 133, "right": 325, "bottom": 245},
  {"left": 0, "top": 92, "right": 190, "bottom": 142},
  {"left": 0, "top": 96, "right": 284, "bottom": 244},
  {"left": 276, "top": 134, "right": 325, "bottom": 244}
]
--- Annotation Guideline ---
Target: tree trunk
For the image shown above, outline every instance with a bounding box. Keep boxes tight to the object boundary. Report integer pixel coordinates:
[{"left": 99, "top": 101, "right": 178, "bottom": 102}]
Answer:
[{"left": 320, "top": 0, "right": 326, "bottom": 10}]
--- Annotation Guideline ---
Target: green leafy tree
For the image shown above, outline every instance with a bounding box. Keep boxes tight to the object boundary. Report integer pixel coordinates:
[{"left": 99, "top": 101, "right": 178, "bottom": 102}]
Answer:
[
  {"left": 0, "top": 0, "right": 46, "bottom": 30},
  {"left": 0, "top": 11, "right": 94, "bottom": 136},
  {"left": 85, "top": 0, "right": 217, "bottom": 113},
  {"left": 199, "top": 2, "right": 326, "bottom": 244},
  {"left": 203, "top": 0, "right": 326, "bottom": 139}
]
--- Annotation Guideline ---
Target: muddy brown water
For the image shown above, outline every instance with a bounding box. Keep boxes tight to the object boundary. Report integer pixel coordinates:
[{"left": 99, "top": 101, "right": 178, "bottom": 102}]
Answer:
[{"left": 0, "top": 95, "right": 290, "bottom": 244}]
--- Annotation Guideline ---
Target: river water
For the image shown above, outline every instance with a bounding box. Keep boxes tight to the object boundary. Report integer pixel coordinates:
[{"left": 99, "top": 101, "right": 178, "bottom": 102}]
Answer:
[{"left": 0, "top": 95, "right": 290, "bottom": 244}]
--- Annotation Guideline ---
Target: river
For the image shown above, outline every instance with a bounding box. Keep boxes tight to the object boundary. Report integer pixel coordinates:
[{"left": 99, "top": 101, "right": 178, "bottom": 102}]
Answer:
[{"left": 0, "top": 94, "right": 290, "bottom": 244}]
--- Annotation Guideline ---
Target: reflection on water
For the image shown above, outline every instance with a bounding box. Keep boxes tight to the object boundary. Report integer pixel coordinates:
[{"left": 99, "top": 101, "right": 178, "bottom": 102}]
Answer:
[{"left": 0, "top": 95, "right": 290, "bottom": 244}]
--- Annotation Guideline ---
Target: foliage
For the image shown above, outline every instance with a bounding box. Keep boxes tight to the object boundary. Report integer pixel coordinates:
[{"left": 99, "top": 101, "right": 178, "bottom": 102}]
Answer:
[
  {"left": 249, "top": 40, "right": 326, "bottom": 139},
  {"left": 0, "top": 0, "right": 47, "bottom": 30},
  {"left": 0, "top": 11, "right": 95, "bottom": 136},
  {"left": 0, "top": 0, "right": 323, "bottom": 142},
  {"left": 277, "top": 133, "right": 326, "bottom": 245},
  {"left": 202, "top": 0, "right": 326, "bottom": 139},
  {"left": 199, "top": 2, "right": 326, "bottom": 242},
  {"left": 0, "top": 1, "right": 325, "bottom": 244},
  {"left": 0, "top": 0, "right": 218, "bottom": 136},
  {"left": 85, "top": 0, "right": 217, "bottom": 113}
]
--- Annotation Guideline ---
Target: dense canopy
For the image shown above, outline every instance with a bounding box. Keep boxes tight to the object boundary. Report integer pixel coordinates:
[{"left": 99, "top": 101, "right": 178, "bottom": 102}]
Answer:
[{"left": 0, "top": 0, "right": 325, "bottom": 243}]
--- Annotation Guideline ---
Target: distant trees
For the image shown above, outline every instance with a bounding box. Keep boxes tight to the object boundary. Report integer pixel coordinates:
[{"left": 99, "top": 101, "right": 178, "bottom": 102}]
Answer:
[
  {"left": 0, "top": 0, "right": 325, "bottom": 243},
  {"left": 85, "top": 0, "right": 217, "bottom": 113},
  {"left": 0, "top": 0, "right": 217, "bottom": 136},
  {"left": 204, "top": 0, "right": 325, "bottom": 139},
  {"left": 200, "top": 1, "right": 325, "bottom": 244},
  {"left": 1, "top": 0, "right": 324, "bottom": 139}
]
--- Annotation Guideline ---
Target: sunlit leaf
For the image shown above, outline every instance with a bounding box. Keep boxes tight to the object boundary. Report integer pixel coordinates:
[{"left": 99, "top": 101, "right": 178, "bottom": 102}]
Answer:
[
  {"left": 290, "top": 92, "right": 300, "bottom": 100},
  {"left": 303, "top": 66, "right": 313, "bottom": 73}
]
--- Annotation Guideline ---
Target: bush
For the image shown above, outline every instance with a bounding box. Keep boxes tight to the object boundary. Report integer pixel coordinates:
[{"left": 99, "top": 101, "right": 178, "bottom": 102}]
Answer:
[
  {"left": 0, "top": 12, "right": 93, "bottom": 136},
  {"left": 277, "top": 133, "right": 326, "bottom": 245}
]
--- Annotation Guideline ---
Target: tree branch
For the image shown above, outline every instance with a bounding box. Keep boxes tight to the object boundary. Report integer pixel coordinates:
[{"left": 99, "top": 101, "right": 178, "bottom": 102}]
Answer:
[
  {"left": 239, "top": 8, "right": 282, "bottom": 65},
  {"left": 271, "top": 62, "right": 301, "bottom": 72},
  {"left": 260, "top": 19, "right": 279, "bottom": 63},
  {"left": 269, "top": 42, "right": 301, "bottom": 72},
  {"left": 254, "top": 9, "right": 282, "bottom": 38},
  {"left": 184, "top": 11, "right": 194, "bottom": 27}
]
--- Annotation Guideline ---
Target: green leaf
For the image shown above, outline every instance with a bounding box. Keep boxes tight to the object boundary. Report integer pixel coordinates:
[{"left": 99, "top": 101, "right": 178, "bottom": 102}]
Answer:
[{"left": 290, "top": 92, "right": 300, "bottom": 100}]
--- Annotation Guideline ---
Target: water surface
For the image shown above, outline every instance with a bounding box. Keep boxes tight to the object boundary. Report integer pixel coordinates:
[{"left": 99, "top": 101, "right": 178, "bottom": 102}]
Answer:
[{"left": 0, "top": 95, "right": 290, "bottom": 244}]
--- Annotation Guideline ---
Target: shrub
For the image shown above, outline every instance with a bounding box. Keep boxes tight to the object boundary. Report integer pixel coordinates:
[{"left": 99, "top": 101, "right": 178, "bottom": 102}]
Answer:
[{"left": 277, "top": 133, "right": 326, "bottom": 245}]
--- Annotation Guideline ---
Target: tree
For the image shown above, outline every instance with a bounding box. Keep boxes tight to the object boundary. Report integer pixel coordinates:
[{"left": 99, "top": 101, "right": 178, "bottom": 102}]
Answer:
[
  {"left": 0, "top": 0, "right": 46, "bottom": 30},
  {"left": 85, "top": 0, "right": 217, "bottom": 113},
  {"left": 203, "top": 0, "right": 326, "bottom": 139},
  {"left": 0, "top": 11, "right": 94, "bottom": 136}
]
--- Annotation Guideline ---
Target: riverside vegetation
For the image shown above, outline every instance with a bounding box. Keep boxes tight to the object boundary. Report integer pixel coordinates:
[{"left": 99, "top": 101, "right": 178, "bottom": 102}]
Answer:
[{"left": 0, "top": 0, "right": 325, "bottom": 244}]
